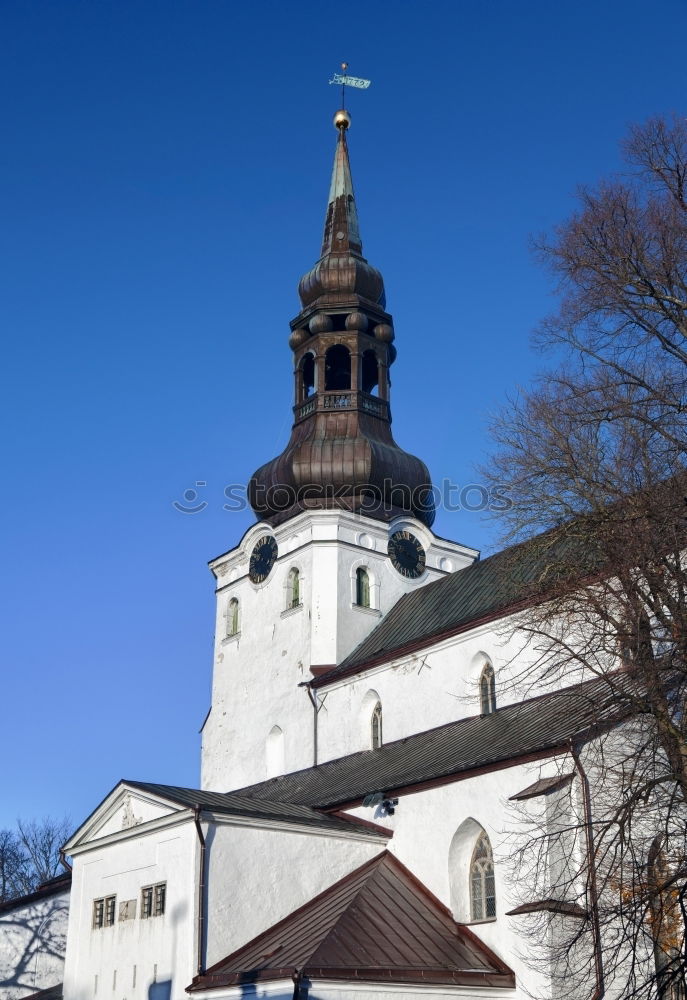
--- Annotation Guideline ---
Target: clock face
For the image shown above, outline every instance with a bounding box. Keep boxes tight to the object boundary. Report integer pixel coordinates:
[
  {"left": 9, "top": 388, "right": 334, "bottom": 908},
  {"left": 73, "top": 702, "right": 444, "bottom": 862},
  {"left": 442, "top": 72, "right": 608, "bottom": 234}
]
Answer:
[
  {"left": 249, "top": 535, "right": 278, "bottom": 584},
  {"left": 388, "top": 530, "right": 426, "bottom": 579}
]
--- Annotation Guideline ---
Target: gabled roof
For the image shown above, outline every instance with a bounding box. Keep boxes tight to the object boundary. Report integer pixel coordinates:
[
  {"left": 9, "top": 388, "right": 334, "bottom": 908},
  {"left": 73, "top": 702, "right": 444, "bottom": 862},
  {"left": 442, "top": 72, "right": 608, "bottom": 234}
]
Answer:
[
  {"left": 187, "top": 852, "right": 515, "bottom": 992},
  {"left": 315, "top": 528, "right": 596, "bottom": 688},
  {"left": 231, "top": 677, "right": 627, "bottom": 810},
  {"left": 122, "top": 781, "right": 387, "bottom": 837}
]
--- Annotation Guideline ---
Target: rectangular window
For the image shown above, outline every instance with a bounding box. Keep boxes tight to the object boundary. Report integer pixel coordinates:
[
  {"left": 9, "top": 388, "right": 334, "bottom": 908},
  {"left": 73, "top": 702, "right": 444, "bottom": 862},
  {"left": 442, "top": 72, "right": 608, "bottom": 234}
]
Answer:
[
  {"left": 141, "top": 882, "right": 166, "bottom": 918},
  {"left": 92, "top": 895, "right": 116, "bottom": 929}
]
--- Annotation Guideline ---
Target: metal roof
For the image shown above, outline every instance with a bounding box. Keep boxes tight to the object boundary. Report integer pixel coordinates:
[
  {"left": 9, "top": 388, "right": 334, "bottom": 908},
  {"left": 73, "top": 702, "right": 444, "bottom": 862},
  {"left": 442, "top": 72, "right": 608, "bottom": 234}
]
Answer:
[
  {"left": 123, "top": 781, "right": 387, "bottom": 838},
  {"left": 232, "top": 677, "right": 626, "bottom": 810},
  {"left": 22, "top": 986, "right": 63, "bottom": 1000},
  {"left": 316, "top": 528, "right": 597, "bottom": 688},
  {"left": 188, "top": 852, "right": 515, "bottom": 992}
]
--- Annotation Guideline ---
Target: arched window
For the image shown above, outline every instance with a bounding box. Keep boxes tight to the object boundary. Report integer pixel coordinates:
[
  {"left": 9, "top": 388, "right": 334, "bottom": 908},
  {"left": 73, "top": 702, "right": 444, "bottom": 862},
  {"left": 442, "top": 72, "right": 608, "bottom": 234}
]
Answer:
[
  {"left": 286, "top": 568, "right": 300, "bottom": 609},
  {"left": 301, "top": 353, "right": 315, "bottom": 398},
  {"left": 470, "top": 831, "right": 496, "bottom": 920},
  {"left": 479, "top": 663, "right": 496, "bottom": 714},
  {"left": 361, "top": 349, "right": 379, "bottom": 395},
  {"left": 324, "top": 345, "right": 351, "bottom": 390},
  {"left": 371, "top": 701, "right": 383, "bottom": 749},
  {"left": 356, "top": 567, "right": 370, "bottom": 607},
  {"left": 226, "top": 598, "right": 239, "bottom": 637}
]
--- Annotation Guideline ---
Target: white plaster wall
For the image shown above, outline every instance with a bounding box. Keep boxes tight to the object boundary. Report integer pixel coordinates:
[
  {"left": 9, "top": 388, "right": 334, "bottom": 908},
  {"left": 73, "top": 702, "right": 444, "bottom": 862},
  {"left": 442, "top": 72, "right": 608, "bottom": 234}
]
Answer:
[
  {"left": 203, "top": 821, "right": 386, "bottom": 967},
  {"left": 62, "top": 821, "right": 198, "bottom": 1000},
  {"left": 0, "top": 888, "right": 69, "bottom": 1000},
  {"left": 202, "top": 512, "right": 476, "bottom": 792},
  {"left": 316, "top": 620, "right": 533, "bottom": 763}
]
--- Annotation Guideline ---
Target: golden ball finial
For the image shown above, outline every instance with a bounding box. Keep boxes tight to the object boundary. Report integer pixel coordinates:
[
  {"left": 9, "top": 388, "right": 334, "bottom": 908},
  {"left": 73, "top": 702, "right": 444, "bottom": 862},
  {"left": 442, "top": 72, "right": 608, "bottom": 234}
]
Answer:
[{"left": 333, "top": 108, "right": 351, "bottom": 131}]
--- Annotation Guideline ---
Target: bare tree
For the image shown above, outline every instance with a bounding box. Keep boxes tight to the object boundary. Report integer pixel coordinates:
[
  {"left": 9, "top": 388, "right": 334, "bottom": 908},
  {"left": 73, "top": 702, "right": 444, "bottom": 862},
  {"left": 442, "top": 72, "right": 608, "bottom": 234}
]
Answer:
[
  {"left": 0, "top": 818, "right": 71, "bottom": 903},
  {"left": 483, "top": 114, "right": 687, "bottom": 999}
]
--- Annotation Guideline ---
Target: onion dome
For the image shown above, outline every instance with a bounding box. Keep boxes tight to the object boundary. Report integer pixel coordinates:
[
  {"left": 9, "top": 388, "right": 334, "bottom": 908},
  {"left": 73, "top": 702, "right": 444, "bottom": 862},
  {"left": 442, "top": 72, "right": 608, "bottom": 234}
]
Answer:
[{"left": 248, "top": 112, "right": 435, "bottom": 529}]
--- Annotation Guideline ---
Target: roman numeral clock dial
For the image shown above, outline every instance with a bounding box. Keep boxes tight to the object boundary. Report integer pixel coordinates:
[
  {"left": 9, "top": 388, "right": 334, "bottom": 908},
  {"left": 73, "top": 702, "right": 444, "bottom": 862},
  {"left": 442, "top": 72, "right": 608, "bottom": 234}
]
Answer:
[
  {"left": 249, "top": 535, "right": 278, "bottom": 584},
  {"left": 388, "top": 530, "right": 426, "bottom": 579}
]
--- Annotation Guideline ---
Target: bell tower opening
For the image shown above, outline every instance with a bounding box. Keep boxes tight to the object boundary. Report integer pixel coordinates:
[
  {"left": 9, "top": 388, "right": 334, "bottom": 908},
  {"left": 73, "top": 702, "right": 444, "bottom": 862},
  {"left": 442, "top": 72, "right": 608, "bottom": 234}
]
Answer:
[
  {"left": 361, "top": 349, "right": 379, "bottom": 395},
  {"left": 301, "top": 352, "right": 315, "bottom": 398},
  {"left": 325, "top": 344, "right": 351, "bottom": 391}
]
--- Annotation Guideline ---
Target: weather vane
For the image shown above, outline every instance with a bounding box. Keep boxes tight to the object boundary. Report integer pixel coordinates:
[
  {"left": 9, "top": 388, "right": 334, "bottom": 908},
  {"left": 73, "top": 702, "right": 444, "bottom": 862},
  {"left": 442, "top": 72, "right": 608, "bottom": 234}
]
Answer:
[{"left": 329, "top": 62, "right": 371, "bottom": 110}]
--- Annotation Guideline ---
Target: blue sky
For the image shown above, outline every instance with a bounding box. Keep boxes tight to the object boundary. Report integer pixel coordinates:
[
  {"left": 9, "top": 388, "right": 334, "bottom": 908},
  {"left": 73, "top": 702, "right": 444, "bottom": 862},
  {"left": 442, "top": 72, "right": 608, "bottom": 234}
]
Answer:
[{"left": 1, "top": 0, "right": 685, "bottom": 832}]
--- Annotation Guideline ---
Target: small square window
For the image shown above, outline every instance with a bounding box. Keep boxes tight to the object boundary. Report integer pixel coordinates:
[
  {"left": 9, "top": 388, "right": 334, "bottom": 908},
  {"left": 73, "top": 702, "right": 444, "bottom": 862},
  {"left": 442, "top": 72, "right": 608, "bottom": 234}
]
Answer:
[
  {"left": 141, "top": 882, "right": 166, "bottom": 919},
  {"left": 92, "top": 895, "right": 116, "bottom": 930}
]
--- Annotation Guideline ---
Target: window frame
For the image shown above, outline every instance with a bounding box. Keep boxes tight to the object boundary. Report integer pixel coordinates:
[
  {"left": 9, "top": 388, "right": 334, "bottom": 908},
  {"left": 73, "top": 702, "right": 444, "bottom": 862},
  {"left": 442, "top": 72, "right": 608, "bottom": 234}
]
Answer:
[
  {"left": 226, "top": 597, "right": 240, "bottom": 637},
  {"left": 141, "top": 881, "right": 166, "bottom": 919},
  {"left": 356, "top": 567, "right": 371, "bottom": 608},
  {"left": 371, "top": 701, "right": 383, "bottom": 749},
  {"left": 469, "top": 831, "right": 496, "bottom": 922},
  {"left": 92, "top": 894, "right": 116, "bottom": 930},
  {"left": 479, "top": 663, "right": 496, "bottom": 715}
]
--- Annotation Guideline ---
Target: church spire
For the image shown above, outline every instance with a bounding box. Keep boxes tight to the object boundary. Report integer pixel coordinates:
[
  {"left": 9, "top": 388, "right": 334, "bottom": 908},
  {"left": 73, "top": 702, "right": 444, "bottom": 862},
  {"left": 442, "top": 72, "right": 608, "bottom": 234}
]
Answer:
[
  {"left": 321, "top": 111, "right": 362, "bottom": 257},
  {"left": 248, "top": 111, "right": 435, "bottom": 529}
]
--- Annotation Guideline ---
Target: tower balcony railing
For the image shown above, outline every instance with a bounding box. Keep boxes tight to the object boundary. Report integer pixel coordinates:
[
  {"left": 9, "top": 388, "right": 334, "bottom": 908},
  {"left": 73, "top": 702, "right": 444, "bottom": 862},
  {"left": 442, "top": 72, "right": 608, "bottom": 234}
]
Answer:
[{"left": 294, "top": 390, "right": 390, "bottom": 423}]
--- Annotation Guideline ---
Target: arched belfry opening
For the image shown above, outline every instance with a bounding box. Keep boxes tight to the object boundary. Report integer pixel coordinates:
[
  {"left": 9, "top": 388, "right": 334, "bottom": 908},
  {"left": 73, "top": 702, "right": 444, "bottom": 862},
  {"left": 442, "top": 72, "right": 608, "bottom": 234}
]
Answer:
[
  {"left": 361, "top": 349, "right": 379, "bottom": 395},
  {"left": 301, "top": 353, "right": 315, "bottom": 398},
  {"left": 324, "top": 344, "right": 351, "bottom": 391}
]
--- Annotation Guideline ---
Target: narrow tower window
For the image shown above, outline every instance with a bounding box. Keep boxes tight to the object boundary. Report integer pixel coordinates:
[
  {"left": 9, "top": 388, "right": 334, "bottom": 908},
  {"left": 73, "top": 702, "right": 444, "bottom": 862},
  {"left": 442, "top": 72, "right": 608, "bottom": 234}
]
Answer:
[
  {"left": 479, "top": 663, "right": 496, "bottom": 714},
  {"left": 470, "top": 831, "right": 496, "bottom": 920},
  {"left": 371, "top": 701, "right": 383, "bottom": 749},
  {"left": 361, "top": 349, "right": 379, "bottom": 395},
  {"left": 324, "top": 345, "right": 351, "bottom": 391},
  {"left": 301, "top": 353, "right": 315, "bottom": 398},
  {"left": 286, "top": 568, "right": 300, "bottom": 609},
  {"left": 356, "top": 567, "right": 371, "bottom": 608},
  {"left": 226, "top": 598, "right": 239, "bottom": 637}
]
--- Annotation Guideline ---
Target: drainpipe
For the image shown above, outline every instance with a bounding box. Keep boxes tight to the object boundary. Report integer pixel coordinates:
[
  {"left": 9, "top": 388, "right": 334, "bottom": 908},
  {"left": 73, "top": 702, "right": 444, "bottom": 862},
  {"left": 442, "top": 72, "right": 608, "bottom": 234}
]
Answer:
[
  {"left": 58, "top": 849, "right": 72, "bottom": 873},
  {"left": 570, "top": 741, "right": 605, "bottom": 999},
  {"left": 193, "top": 807, "right": 207, "bottom": 977},
  {"left": 300, "top": 682, "right": 318, "bottom": 766}
]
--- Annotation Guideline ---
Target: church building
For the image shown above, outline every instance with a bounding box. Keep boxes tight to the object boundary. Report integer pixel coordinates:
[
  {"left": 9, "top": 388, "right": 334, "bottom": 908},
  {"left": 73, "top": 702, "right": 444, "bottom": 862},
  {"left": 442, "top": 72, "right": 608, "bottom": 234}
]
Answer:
[{"left": 2, "top": 107, "right": 635, "bottom": 1000}]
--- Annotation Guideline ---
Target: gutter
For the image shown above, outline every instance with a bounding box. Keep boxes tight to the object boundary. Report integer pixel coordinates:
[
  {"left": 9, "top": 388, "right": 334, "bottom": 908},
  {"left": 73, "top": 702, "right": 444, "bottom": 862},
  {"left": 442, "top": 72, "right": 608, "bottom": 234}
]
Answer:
[
  {"left": 570, "top": 741, "right": 605, "bottom": 999},
  {"left": 193, "top": 807, "right": 207, "bottom": 977}
]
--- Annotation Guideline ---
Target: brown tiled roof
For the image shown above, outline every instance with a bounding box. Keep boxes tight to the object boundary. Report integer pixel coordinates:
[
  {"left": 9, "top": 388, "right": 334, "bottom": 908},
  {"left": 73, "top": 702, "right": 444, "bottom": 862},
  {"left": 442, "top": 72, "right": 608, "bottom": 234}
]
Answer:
[
  {"left": 231, "top": 677, "right": 627, "bottom": 810},
  {"left": 187, "top": 852, "right": 515, "bottom": 992},
  {"left": 315, "top": 528, "right": 597, "bottom": 688}
]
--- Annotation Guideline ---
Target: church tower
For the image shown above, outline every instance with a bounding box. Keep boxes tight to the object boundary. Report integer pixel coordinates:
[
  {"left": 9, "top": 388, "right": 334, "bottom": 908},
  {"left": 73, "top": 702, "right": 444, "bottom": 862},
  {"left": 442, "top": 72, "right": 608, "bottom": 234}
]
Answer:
[{"left": 200, "top": 111, "right": 477, "bottom": 793}]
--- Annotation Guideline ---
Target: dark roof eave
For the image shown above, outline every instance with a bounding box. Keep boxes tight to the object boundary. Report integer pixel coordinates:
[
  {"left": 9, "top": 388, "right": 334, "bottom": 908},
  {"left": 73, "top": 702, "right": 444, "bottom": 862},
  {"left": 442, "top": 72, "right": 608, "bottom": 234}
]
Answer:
[
  {"left": 0, "top": 876, "right": 71, "bottom": 914},
  {"left": 311, "top": 595, "right": 534, "bottom": 689},
  {"left": 188, "top": 967, "right": 515, "bottom": 991}
]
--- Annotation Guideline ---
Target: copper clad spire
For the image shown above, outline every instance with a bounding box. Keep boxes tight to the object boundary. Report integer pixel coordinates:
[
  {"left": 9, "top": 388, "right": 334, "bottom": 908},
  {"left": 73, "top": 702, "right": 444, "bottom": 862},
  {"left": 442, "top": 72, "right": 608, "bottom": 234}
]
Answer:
[
  {"left": 298, "top": 112, "right": 385, "bottom": 312},
  {"left": 248, "top": 112, "right": 435, "bottom": 528},
  {"left": 321, "top": 118, "right": 361, "bottom": 256}
]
